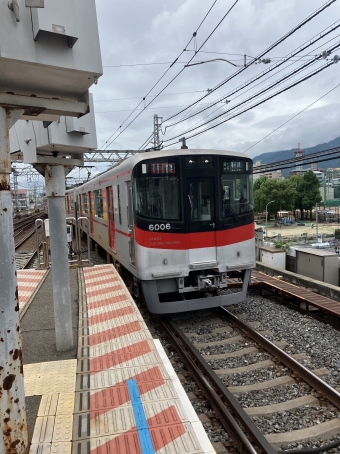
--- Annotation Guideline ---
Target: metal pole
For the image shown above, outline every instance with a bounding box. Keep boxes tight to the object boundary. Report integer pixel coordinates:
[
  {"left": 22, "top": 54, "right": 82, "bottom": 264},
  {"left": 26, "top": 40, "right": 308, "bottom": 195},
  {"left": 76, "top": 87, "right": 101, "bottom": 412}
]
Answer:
[
  {"left": 45, "top": 165, "right": 73, "bottom": 351},
  {"left": 265, "top": 200, "right": 275, "bottom": 241},
  {"left": 0, "top": 106, "right": 28, "bottom": 453},
  {"left": 316, "top": 203, "right": 319, "bottom": 242}
]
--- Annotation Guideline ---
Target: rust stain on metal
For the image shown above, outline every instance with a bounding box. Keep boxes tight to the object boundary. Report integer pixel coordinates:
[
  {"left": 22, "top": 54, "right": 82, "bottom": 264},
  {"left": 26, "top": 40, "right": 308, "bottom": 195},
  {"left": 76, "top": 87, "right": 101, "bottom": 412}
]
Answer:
[
  {"left": 3, "top": 207, "right": 7, "bottom": 211},
  {"left": 3, "top": 374, "right": 16, "bottom": 390},
  {"left": 12, "top": 349, "right": 22, "bottom": 362},
  {"left": 14, "top": 398, "right": 19, "bottom": 403},
  {"left": 0, "top": 176, "right": 10, "bottom": 191}
]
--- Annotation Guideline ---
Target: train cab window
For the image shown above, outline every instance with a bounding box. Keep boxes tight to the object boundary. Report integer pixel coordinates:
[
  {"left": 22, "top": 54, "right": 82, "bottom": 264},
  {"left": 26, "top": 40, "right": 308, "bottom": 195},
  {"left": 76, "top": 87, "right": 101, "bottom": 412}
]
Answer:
[
  {"left": 221, "top": 159, "right": 253, "bottom": 220},
  {"left": 82, "top": 193, "right": 88, "bottom": 214},
  {"left": 188, "top": 180, "right": 212, "bottom": 222},
  {"left": 133, "top": 159, "right": 181, "bottom": 220},
  {"left": 94, "top": 189, "right": 103, "bottom": 218}
]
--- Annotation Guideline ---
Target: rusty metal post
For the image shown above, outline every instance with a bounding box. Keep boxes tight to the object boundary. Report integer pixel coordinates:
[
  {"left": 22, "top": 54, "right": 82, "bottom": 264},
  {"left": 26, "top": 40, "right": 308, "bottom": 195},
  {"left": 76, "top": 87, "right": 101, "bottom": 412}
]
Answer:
[
  {"left": 0, "top": 106, "right": 29, "bottom": 453},
  {"left": 45, "top": 165, "right": 73, "bottom": 351}
]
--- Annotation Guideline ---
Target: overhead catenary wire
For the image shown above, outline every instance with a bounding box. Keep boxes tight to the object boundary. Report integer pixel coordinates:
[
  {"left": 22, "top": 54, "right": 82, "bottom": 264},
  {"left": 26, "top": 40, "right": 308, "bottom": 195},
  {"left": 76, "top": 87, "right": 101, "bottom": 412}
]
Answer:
[
  {"left": 99, "top": 0, "right": 219, "bottom": 150},
  {"left": 94, "top": 89, "right": 209, "bottom": 102},
  {"left": 164, "top": 21, "right": 340, "bottom": 130},
  {"left": 102, "top": 0, "right": 240, "bottom": 151},
  {"left": 162, "top": 0, "right": 337, "bottom": 124},
  {"left": 162, "top": 41, "right": 340, "bottom": 143},
  {"left": 161, "top": 59, "right": 337, "bottom": 148},
  {"left": 160, "top": 31, "right": 340, "bottom": 144},
  {"left": 95, "top": 101, "right": 216, "bottom": 114},
  {"left": 243, "top": 82, "right": 340, "bottom": 154}
]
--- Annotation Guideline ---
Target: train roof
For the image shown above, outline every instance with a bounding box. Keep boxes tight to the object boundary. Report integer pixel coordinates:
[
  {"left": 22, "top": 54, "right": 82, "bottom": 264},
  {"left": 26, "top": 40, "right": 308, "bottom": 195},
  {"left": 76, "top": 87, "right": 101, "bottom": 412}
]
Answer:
[{"left": 73, "top": 148, "right": 252, "bottom": 192}]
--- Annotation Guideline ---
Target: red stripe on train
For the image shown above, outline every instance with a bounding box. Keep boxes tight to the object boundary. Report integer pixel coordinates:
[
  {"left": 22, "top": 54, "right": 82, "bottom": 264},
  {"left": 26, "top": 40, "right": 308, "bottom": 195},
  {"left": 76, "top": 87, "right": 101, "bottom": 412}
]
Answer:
[{"left": 134, "top": 222, "right": 254, "bottom": 250}]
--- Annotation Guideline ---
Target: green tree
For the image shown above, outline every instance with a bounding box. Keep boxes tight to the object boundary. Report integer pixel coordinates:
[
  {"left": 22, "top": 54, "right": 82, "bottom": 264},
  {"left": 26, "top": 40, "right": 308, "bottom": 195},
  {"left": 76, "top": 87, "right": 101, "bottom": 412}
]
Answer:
[
  {"left": 254, "top": 178, "right": 297, "bottom": 215},
  {"left": 300, "top": 170, "right": 322, "bottom": 220},
  {"left": 254, "top": 175, "right": 268, "bottom": 192},
  {"left": 289, "top": 175, "right": 304, "bottom": 218}
]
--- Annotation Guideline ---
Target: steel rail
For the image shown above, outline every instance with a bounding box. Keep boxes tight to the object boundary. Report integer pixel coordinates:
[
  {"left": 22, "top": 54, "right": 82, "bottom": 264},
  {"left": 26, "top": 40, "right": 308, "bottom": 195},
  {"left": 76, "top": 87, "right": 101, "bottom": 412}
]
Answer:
[
  {"left": 23, "top": 246, "right": 40, "bottom": 269},
  {"left": 13, "top": 212, "right": 44, "bottom": 230},
  {"left": 219, "top": 308, "right": 340, "bottom": 409},
  {"left": 157, "top": 315, "right": 276, "bottom": 454},
  {"left": 15, "top": 229, "right": 35, "bottom": 250}
]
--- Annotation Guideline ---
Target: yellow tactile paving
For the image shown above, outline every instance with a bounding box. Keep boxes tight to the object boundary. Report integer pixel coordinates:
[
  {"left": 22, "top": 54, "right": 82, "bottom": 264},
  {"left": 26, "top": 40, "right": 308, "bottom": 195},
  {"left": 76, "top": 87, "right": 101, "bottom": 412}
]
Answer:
[
  {"left": 24, "top": 360, "right": 76, "bottom": 396},
  {"left": 30, "top": 442, "right": 72, "bottom": 454},
  {"left": 25, "top": 360, "right": 76, "bottom": 454},
  {"left": 38, "top": 393, "right": 75, "bottom": 417}
]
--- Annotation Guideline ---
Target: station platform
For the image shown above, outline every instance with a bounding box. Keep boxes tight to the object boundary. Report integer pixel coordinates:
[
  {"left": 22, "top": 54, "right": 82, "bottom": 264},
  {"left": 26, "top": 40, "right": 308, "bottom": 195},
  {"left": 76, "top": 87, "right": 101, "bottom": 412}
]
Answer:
[{"left": 20, "top": 264, "right": 216, "bottom": 454}]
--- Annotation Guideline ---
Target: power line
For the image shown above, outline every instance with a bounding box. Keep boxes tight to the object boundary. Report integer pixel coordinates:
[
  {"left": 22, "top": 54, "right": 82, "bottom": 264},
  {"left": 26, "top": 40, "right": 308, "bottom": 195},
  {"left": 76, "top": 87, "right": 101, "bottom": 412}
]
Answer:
[
  {"left": 164, "top": 20, "right": 340, "bottom": 129},
  {"left": 162, "top": 0, "right": 337, "bottom": 124},
  {"left": 160, "top": 31, "right": 340, "bottom": 144},
  {"left": 243, "top": 82, "right": 340, "bottom": 154},
  {"left": 98, "top": 0, "right": 219, "bottom": 150},
  {"left": 94, "top": 89, "right": 208, "bottom": 102},
  {"left": 101, "top": 0, "right": 239, "bottom": 150},
  {"left": 162, "top": 41, "right": 340, "bottom": 144},
  {"left": 254, "top": 147, "right": 340, "bottom": 173},
  {"left": 95, "top": 101, "right": 217, "bottom": 113},
  {"left": 162, "top": 59, "right": 337, "bottom": 147}
]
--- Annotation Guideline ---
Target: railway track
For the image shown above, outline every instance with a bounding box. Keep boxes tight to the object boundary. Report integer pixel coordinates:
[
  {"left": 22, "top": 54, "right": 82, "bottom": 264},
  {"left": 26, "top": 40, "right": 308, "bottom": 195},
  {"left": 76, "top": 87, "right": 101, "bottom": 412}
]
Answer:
[
  {"left": 15, "top": 248, "right": 40, "bottom": 269},
  {"left": 150, "top": 307, "right": 340, "bottom": 453},
  {"left": 15, "top": 229, "right": 35, "bottom": 250},
  {"left": 13, "top": 211, "right": 44, "bottom": 233}
]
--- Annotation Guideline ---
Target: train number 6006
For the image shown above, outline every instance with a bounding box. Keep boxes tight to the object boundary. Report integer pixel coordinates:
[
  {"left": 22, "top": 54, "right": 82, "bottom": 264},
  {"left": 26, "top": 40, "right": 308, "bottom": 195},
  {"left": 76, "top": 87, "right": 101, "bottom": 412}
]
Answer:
[{"left": 149, "top": 223, "right": 171, "bottom": 231}]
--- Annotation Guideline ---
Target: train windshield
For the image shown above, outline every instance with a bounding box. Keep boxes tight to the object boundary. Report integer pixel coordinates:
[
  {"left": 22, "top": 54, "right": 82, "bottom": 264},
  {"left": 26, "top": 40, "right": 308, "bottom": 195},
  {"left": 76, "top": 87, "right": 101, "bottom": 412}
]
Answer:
[
  {"left": 220, "top": 160, "right": 253, "bottom": 222},
  {"left": 133, "top": 158, "right": 181, "bottom": 220}
]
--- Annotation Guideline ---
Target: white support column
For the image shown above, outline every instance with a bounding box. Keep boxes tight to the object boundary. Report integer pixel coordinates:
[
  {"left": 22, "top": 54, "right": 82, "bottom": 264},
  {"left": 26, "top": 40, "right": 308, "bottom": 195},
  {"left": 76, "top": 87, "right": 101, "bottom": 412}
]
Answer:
[
  {"left": 0, "top": 106, "right": 28, "bottom": 453},
  {"left": 45, "top": 165, "right": 73, "bottom": 351}
]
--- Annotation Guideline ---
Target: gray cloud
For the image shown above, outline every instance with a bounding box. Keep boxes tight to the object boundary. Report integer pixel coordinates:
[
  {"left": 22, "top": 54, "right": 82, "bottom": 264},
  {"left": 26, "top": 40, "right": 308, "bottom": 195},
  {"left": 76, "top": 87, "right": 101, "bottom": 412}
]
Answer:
[{"left": 77, "top": 0, "right": 340, "bottom": 175}]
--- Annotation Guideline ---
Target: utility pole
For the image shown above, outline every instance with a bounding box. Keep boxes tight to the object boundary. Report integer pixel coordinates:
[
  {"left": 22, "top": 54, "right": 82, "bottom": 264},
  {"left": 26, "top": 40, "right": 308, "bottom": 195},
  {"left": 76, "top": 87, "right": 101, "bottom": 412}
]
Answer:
[{"left": 153, "top": 114, "right": 163, "bottom": 150}]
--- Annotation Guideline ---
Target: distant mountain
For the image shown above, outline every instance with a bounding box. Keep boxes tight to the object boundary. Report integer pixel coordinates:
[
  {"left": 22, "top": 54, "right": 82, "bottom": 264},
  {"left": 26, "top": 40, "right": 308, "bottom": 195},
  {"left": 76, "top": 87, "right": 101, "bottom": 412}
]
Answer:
[{"left": 253, "top": 136, "right": 340, "bottom": 175}]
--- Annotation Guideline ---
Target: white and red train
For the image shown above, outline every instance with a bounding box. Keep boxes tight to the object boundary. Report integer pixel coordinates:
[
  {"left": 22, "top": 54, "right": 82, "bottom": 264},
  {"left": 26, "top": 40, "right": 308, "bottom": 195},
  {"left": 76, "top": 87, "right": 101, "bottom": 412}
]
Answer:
[{"left": 64, "top": 149, "right": 255, "bottom": 314}]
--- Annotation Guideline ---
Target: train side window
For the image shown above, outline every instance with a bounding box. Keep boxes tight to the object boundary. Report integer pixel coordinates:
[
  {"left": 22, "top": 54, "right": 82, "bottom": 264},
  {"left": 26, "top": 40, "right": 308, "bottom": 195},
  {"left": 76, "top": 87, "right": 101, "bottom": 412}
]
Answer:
[
  {"left": 82, "top": 193, "right": 88, "bottom": 214},
  {"left": 117, "top": 185, "right": 122, "bottom": 224},
  {"left": 94, "top": 189, "right": 103, "bottom": 218}
]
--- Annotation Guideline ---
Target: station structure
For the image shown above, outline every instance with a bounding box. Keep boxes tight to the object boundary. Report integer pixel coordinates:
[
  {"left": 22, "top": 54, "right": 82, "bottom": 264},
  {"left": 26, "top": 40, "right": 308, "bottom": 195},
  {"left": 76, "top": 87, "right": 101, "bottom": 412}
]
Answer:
[{"left": 0, "top": 2, "right": 217, "bottom": 453}]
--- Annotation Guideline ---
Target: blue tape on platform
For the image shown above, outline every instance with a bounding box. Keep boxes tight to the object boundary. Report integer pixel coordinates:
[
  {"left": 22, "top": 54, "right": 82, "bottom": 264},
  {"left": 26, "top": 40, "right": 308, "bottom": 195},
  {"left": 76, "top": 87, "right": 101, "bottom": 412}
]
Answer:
[{"left": 127, "top": 378, "right": 155, "bottom": 454}]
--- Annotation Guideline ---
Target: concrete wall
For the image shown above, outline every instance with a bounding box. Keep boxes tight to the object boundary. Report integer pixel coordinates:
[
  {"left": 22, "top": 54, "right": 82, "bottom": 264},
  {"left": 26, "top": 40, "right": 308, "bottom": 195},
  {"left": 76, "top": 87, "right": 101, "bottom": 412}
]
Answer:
[{"left": 256, "top": 261, "right": 340, "bottom": 302}]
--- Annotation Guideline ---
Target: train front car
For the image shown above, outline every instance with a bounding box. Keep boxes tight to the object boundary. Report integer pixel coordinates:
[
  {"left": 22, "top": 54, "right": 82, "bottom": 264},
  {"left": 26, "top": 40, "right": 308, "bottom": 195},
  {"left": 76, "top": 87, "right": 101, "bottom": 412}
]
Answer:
[{"left": 132, "top": 149, "right": 255, "bottom": 314}]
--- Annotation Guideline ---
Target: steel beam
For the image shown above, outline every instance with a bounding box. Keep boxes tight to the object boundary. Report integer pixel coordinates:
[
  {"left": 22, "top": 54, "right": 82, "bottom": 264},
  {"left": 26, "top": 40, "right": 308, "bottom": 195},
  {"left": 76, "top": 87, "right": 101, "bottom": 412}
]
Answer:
[{"left": 0, "top": 106, "right": 29, "bottom": 453}]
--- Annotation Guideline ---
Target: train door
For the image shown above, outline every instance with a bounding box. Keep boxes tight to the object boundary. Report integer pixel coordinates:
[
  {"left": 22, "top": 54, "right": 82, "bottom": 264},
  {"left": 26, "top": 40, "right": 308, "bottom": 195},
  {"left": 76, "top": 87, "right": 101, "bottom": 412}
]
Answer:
[
  {"left": 186, "top": 177, "right": 217, "bottom": 263},
  {"left": 106, "top": 186, "right": 116, "bottom": 251},
  {"left": 89, "top": 191, "right": 94, "bottom": 234},
  {"left": 127, "top": 181, "right": 135, "bottom": 266}
]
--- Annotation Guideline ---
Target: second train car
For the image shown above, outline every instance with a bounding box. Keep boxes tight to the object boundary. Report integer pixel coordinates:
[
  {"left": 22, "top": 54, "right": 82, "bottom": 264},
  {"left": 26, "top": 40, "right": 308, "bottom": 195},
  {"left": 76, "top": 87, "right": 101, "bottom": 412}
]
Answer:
[{"left": 66, "top": 149, "right": 255, "bottom": 314}]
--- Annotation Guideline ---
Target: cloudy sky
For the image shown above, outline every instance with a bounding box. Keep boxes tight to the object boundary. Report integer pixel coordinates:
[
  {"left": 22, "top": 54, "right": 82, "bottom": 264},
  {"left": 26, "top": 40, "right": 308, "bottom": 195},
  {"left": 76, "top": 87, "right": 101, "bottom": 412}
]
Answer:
[
  {"left": 87, "top": 0, "right": 340, "bottom": 167},
  {"left": 12, "top": 0, "right": 340, "bottom": 187}
]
